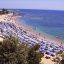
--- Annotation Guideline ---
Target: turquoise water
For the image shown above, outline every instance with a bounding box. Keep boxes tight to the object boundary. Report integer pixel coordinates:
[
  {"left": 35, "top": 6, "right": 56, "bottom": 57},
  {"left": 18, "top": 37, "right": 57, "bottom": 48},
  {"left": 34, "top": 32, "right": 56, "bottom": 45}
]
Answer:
[{"left": 16, "top": 9, "right": 64, "bottom": 41}]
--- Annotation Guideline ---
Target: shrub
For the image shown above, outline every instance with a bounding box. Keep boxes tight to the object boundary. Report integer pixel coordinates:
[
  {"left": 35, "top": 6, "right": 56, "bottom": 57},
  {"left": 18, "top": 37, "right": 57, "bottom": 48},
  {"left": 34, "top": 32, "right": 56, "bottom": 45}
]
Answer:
[
  {"left": 59, "top": 58, "right": 64, "bottom": 64},
  {"left": 27, "top": 43, "right": 43, "bottom": 64},
  {"left": 0, "top": 36, "right": 43, "bottom": 64}
]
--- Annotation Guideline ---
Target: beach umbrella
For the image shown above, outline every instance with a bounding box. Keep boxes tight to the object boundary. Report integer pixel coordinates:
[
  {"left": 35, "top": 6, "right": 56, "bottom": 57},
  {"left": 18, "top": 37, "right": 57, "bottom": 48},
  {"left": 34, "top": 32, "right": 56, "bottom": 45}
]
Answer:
[
  {"left": 41, "top": 50, "right": 46, "bottom": 53},
  {"left": 53, "top": 50, "right": 60, "bottom": 53},
  {"left": 45, "top": 51, "right": 51, "bottom": 55},
  {"left": 28, "top": 43, "right": 32, "bottom": 46},
  {"left": 39, "top": 48, "right": 42, "bottom": 51},
  {"left": 48, "top": 52, "right": 54, "bottom": 55}
]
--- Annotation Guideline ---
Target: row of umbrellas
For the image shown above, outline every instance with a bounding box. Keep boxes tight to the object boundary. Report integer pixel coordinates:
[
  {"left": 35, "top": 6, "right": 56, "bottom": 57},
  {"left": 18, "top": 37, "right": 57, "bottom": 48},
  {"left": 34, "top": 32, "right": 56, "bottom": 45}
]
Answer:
[{"left": 0, "top": 21, "right": 64, "bottom": 55}]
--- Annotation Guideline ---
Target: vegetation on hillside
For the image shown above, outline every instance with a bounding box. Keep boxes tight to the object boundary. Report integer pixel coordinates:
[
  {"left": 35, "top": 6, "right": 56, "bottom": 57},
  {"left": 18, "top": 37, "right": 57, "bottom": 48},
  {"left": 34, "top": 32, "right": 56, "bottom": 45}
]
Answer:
[
  {"left": 0, "top": 36, "right": 43, "bottom": 64},
  {"left": 54, "top": 50, "right": 64, "bottom": 64},
  {"left": 0, "top": 9, "right": 10, "bottom": 15}
]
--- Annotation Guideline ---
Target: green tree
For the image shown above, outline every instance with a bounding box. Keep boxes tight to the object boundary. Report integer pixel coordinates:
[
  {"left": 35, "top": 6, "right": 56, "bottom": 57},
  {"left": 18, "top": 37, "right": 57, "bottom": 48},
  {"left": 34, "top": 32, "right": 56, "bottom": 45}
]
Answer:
[
  {"left": 27, "top": 43, "right": 44, "bottom": 64},
  {"left": 0, "top": 9, "right": 9, "bottom": 15},
  {"left": 0, "top": 36, "right": 43, "bottom": 64},
  {"left": 56, "top": 50, "right": 63, "bottom": 55},
  {"left": 0, "top": 36, "right": 19, "bottom": 64}
]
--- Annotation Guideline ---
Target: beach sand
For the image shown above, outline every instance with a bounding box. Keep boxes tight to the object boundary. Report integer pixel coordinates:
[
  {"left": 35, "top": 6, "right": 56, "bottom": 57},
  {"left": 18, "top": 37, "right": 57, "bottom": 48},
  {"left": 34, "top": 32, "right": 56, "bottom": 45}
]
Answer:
[
  {"left": 15, "top": 20, "right": 64, "bottom": 47},
  {"left": 0, "top": 12, "right": 64, "bottom": 46},
  {"left": 40, "top": 54, "right": 56, "bottom": 64},
  {"left": 15, "top": 20, "right": 64, "bottom": 64},
  {"left": 0, "top": 14, "right": 64, "bottom": 64},
  {"left": 0, "top": 37, "right": 3, "bottom": 42}
]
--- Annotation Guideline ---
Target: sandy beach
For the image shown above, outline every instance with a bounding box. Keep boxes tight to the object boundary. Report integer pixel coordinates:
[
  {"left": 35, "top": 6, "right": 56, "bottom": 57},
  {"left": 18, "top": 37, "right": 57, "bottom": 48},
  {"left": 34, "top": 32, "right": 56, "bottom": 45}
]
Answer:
[
  {"left": 40, "top": 54, "right": 56, "bottom": 64},
  {"left": 0, "top": 13, "right": 63, "bottom": 46},
  {"left": 15, "top": 19, "right": 64, "bottom": 47},
  {"left": 0, "top": 13, "right": 64, "bottom": 64}
]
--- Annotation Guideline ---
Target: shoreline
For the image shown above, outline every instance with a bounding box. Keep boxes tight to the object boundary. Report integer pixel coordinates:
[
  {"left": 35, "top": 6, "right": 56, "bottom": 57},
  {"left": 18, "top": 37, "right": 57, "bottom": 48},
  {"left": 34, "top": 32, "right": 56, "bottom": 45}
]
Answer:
[
  {"left": 0, "top": 11, "right": 64, "bottom": 64},
  {"left": 0, "top": 12, "right": 64, "bottom": 47},
  {"left": 15, "top": 18, "right": 64, "bottom": 47}
]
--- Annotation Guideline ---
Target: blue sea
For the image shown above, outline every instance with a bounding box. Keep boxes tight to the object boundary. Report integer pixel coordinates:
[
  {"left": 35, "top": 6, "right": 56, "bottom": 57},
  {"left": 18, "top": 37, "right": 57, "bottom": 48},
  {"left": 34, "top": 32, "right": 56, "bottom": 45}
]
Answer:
[{"left": 14, "top": 9, "right": 64, "bottom": 41}]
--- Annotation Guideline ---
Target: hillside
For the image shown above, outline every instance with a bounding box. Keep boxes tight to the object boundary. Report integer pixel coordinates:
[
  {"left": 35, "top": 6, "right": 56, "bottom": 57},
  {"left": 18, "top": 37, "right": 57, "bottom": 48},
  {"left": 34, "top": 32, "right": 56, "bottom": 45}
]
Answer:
[{"left": 0, "top": 9, "right": 10, "bottom": 15}]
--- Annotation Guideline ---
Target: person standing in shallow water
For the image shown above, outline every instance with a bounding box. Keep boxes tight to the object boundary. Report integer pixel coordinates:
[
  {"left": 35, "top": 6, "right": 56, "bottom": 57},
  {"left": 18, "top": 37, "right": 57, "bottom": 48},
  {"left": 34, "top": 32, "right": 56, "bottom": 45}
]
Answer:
[{"left": 39, "top": 33, "right": 40, "bottom": 36}]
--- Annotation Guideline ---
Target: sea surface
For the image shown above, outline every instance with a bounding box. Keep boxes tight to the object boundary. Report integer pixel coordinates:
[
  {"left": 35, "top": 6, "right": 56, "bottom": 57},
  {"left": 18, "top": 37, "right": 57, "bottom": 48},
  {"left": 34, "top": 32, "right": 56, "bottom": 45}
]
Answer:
[{"left": 13, "top": 9, "right": 64, "bottom": 41}]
